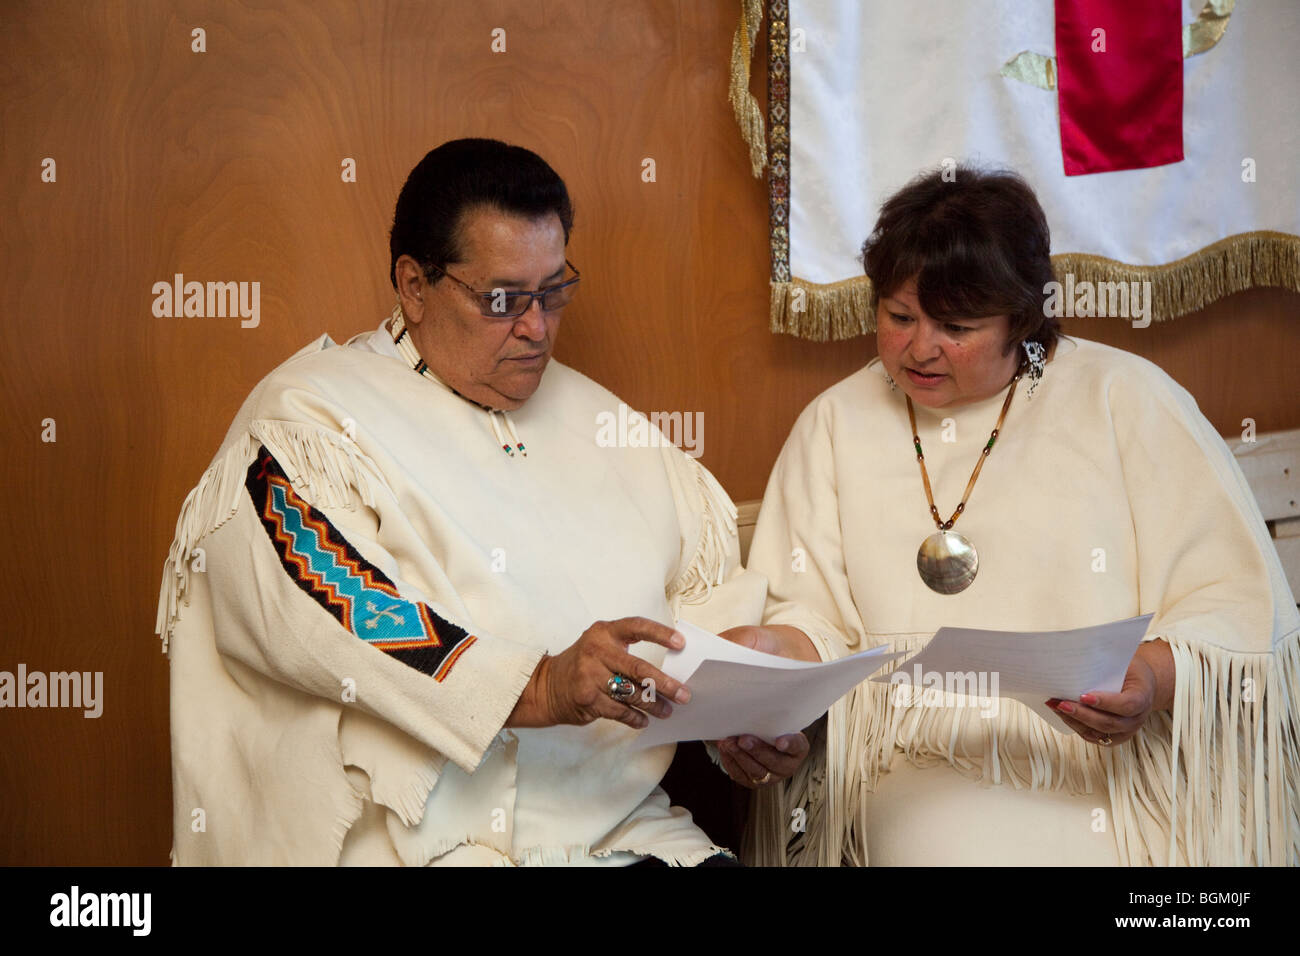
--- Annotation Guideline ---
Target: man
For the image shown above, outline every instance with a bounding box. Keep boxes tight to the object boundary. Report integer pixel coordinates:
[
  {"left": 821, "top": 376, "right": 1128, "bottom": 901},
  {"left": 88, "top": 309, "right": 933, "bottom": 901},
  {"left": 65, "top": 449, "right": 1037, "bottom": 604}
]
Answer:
[{"left": 156, "top": 138, "right": 815, "bottom": 866}]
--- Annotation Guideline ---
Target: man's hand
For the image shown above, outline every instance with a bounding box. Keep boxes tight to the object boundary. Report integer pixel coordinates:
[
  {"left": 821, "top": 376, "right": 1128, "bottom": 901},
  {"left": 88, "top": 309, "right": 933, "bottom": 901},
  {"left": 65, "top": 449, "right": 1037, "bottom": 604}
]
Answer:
[
  {"left": 712, "top": 624, "right": 818, "bottom": 787},
  {"left": 506, "top": 617, "right": 691, "bottom": 730}
]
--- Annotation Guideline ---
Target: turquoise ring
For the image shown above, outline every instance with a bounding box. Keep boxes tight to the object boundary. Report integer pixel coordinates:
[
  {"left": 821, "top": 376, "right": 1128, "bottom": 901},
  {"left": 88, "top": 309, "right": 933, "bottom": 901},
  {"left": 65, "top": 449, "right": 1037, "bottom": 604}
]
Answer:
[{"left": 606, "top": 674, "right": 635, "bottom": 702}]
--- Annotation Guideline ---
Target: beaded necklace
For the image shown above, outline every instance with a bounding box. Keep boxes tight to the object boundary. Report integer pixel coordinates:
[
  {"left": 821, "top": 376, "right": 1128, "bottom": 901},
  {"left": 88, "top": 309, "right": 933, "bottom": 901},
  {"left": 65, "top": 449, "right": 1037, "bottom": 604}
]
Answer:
[
  {"left": 905, "top": 366, "right": 1022, "bottom": 594},
  {"left": 388, "top": 303, "right": 527, "bottom": 457}
]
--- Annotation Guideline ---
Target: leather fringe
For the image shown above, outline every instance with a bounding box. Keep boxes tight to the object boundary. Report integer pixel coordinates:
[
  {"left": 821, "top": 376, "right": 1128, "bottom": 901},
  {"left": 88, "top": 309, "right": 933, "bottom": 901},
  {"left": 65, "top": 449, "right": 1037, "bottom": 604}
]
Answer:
[
  {"left": 745, "top": 630, "right": 1300, "bottom": 866},
  {"left": 154, "top": 420, "right": 394, "bottom": 652}
]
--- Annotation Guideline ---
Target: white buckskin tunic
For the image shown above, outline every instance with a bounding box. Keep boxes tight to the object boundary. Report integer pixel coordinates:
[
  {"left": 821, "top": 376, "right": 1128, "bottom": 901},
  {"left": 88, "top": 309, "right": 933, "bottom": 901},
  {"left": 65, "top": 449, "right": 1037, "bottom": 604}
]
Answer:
[
  {"left": 744, "top": 336, "right": 1300, "bottom": 866},
  {"left": 157, "top": 314, "right": 765, "bottom": 866}
]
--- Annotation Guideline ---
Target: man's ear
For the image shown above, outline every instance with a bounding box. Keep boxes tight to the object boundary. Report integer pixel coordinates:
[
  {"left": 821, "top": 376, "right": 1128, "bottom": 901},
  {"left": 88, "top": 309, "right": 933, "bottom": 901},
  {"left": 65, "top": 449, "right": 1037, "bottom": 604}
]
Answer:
[{"left": 394, "top": 255, "right": 429, "bottom": 324}]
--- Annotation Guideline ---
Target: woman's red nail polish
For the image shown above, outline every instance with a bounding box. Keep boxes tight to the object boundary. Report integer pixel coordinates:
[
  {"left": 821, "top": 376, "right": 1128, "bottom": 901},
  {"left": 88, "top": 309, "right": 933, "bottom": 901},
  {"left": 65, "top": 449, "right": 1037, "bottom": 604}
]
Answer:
[
  {"left": 1057, "top": 701, "right": 1076, "bottom": 714},
  {"left": 1080, "top": 693, "right": 1098, "bottom": 705}
]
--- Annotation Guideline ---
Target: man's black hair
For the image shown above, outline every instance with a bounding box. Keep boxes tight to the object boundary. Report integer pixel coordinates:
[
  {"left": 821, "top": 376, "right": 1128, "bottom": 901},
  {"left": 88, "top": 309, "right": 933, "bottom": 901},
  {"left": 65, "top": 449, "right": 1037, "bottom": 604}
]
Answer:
[{"left": 389, "top": 138, "right": 574, "bottom": 288}]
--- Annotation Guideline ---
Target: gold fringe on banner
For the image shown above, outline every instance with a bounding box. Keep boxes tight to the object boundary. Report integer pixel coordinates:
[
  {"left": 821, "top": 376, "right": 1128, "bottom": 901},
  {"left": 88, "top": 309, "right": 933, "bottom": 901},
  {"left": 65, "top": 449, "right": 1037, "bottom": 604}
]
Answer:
[
  {"left": 770, "top": 276, "right": 875, "bottom": 342},
  {"left": 730, "top": 0, "right": 767, "bottom": 178},
  {"left": 771, "top": 231, "right": 1300, "bottom": 342},
  {"left": 1054, "top": 231, "right": 1299, "bottom": 325}
]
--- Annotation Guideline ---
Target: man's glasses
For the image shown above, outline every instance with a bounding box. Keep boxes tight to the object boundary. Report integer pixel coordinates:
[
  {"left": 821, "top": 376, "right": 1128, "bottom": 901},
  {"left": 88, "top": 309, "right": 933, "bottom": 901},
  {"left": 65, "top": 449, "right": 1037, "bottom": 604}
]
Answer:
[{"left": 426, "top": 260, "right": 581, "bottom": 319}]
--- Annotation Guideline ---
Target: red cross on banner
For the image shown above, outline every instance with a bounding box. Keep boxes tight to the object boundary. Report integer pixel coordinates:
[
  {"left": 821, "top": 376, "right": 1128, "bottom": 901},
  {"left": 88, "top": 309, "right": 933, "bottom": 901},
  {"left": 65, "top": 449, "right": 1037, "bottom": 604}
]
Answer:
[{"left": 1055, "top": 0, "right": 1185, "bottom": 175}]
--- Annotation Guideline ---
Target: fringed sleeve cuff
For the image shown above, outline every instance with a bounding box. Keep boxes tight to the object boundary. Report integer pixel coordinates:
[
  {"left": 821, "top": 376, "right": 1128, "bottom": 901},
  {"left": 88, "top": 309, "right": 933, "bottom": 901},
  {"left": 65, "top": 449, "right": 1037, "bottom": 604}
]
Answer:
[
  {"left": 1108, "top": 628, "right": 1300, "bottom": 866},
  {"left": 761, "top": 601, "right": 847, "bottom": 664}
]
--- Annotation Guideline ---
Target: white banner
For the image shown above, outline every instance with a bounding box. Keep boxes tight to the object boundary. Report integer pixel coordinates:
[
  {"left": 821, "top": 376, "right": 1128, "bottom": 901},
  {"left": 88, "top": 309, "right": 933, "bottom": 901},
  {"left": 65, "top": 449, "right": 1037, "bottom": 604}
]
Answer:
[{"left": 765, "top": 0, "right": 1300, "bottom": 337}]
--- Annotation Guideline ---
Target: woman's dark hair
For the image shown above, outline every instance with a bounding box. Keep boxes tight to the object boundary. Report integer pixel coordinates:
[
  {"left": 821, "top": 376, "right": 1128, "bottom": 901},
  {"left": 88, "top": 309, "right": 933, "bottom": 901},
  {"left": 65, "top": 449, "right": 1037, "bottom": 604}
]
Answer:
[
  {"left": 389, "top": 138, "right": 574, "bottom": 288},
  {"left": 860, "top": 164, "right": 1057, "bottom": 354}
]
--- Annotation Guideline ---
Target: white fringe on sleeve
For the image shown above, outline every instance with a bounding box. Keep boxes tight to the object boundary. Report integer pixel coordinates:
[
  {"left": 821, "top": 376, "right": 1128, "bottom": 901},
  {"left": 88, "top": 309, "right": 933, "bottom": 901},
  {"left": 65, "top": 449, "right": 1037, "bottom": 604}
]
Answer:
[
  {"left": 665, "top": 450, "right": 739, "bottom": 613},
  {"left": 154, "top": 420, "right": 393, "bottom": 652}
]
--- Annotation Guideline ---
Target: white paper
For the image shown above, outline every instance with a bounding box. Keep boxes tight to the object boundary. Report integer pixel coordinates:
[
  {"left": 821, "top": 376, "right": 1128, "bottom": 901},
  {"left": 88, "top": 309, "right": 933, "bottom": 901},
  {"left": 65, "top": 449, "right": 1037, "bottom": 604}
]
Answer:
[
  {"left": 871, "top": 614, "right": 1154, "bottom": 734},
  {"left": 633, "top": 620, "right": 904, "bottom": 748}
]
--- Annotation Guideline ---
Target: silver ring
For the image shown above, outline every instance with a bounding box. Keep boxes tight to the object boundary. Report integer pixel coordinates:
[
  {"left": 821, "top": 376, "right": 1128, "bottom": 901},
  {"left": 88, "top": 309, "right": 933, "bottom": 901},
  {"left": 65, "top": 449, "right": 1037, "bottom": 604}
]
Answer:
[
  {"left": 1097, "top": 735, "right": 1113, "bottom": 746},
  {"left": 606, "top": 674, "right": 635, "bottom": 702},
  {"left": 752, "top": 772, "right": 773, "bottom": 785}
]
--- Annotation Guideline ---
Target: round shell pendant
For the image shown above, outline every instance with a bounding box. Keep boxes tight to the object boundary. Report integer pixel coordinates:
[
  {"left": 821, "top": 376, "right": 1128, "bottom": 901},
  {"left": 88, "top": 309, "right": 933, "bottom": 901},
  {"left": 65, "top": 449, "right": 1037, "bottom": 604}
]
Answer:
[{"left": 917, "top": 531, "right": 978, "bottom": 594}]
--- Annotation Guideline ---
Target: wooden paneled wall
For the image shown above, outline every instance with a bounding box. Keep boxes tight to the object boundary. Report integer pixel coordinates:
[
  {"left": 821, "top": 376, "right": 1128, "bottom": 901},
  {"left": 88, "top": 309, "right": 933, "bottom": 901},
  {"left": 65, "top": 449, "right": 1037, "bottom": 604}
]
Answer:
[{"left": 1, "top": 1, "right": 1296, "bottom": 865}]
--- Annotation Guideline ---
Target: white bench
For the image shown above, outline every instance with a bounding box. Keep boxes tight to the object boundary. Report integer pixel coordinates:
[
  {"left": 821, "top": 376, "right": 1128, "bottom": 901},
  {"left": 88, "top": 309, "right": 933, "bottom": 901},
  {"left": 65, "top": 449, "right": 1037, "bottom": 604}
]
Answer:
[{"left": 1229, "top": 428, "right": 1300, "bottom": 604}]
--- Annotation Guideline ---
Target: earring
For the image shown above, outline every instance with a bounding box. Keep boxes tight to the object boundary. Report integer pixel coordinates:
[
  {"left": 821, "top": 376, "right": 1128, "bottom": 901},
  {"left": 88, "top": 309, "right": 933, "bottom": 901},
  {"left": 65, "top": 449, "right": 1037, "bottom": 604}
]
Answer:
[
  {"left": 1022, "top": 340, "right": 1046, "bottom": 399},
  {"left": 883, "top": 370, "right": 898, "bottom": 391}
]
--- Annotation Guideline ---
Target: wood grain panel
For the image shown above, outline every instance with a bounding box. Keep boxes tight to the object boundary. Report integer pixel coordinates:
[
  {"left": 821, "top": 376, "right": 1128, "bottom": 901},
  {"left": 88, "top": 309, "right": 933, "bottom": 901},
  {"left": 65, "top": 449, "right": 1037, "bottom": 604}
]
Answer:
[{"left": 0, "top": 0, "right": 1294, "bottom": 865}]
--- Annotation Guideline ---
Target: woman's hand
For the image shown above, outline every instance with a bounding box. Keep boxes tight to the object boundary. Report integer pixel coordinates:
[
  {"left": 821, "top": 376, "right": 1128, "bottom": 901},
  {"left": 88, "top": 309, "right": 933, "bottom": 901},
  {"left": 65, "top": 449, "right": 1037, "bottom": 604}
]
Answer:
[
  {"left": 711, "top": 625, "right": 819, "bottom": 787},
  {"left": 1047, "top": 639, "right": 1175, "bottom": 746},
  {"left": 506, "top": 617, "right": 691, "bottom": 729},
  {"left": 718, "top": 624, "right": 821, "bottom": 661}
]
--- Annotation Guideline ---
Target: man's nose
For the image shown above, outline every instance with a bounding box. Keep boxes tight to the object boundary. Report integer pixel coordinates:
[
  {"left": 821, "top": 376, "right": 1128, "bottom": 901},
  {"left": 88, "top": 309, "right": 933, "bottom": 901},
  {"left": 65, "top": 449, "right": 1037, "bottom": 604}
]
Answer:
[{"left": 514, "top": 297, "right": 547, "bottom": 339}]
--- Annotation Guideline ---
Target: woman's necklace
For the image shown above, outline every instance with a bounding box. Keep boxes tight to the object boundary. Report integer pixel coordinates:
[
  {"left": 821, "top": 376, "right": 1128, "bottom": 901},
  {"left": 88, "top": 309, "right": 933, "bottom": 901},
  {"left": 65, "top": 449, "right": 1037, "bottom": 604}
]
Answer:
[{"left": 905, "top": 367, "right": 1022, "bottom": 594}]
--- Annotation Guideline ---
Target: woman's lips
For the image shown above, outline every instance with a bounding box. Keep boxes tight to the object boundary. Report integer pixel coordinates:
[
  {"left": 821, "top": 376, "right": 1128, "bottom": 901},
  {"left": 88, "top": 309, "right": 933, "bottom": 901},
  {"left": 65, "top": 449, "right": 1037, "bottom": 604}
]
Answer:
[{"left": 905, "top": 367, "right": 947, "bottom": 386}]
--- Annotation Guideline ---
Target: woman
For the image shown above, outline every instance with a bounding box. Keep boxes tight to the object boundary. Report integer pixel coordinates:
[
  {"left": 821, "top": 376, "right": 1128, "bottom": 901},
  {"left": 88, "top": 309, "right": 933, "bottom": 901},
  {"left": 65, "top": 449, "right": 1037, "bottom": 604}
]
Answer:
[{"left": 739, "top": 165, "right": 1300, "bottom": 866}]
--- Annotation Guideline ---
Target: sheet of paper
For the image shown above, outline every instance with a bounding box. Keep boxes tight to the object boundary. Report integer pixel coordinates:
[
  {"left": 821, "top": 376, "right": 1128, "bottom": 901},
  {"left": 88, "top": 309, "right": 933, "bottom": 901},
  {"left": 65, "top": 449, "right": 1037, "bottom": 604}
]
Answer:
[
  {"left": 633, "top": 621, "right": 904, "bottom": 748},
  {"left": 870, "top": 614, "right": 1154, "bottom": 734}
]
